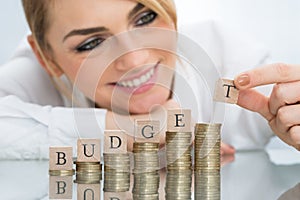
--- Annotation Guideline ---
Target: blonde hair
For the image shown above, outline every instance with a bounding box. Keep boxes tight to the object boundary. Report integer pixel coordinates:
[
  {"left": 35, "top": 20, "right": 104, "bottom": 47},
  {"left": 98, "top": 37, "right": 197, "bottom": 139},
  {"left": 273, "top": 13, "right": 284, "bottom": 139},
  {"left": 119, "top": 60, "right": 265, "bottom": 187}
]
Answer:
[{"left": 22, "top": 0, "right": 177, "bottom": 51}]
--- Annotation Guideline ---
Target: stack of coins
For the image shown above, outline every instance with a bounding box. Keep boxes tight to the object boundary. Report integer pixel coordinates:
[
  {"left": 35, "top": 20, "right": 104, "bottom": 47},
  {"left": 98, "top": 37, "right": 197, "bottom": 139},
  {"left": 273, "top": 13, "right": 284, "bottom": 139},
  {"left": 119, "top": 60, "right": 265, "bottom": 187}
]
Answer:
[
  {"left": 74, "top": 161, "right": 102, "bottom": 184},
  {"left": 132, "top": 142, "right": 160, "bottom": 200},
  {"left": 194, "top": 123, "right": 221, "bottom": 200},
  {"left": 103, "top": 153, "right": 131, "bottom": 192},
  {"left": 165, "top": 131, "right": 192, "bottom": 199},
  {"left": 166, "top": 131, "right": 192, "bottom": 170},
  {"left": 165, "top": 170, "right": 192, "bottom": 200}
]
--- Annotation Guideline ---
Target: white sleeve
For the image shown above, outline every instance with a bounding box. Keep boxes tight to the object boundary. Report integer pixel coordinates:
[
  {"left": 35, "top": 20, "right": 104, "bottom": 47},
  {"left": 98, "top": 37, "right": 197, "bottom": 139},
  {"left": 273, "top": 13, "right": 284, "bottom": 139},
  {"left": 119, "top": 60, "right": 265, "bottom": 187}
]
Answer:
[
  {"left": 0, "top": 40, "right": 107, "bottom": 159},
  {"left": 0, "top": 95, "right": 107, "bottom": 159}
]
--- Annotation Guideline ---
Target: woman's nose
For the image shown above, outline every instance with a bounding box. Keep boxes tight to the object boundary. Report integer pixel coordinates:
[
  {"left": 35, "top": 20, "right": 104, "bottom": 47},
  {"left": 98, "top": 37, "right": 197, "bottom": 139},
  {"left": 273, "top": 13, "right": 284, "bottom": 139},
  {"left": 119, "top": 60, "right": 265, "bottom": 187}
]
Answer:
[
  {"left": 114, "top": 48, "right": 150, "bottom": 71},
  {"left": 113, "top": 31, "right": 150, "bottom": 71}
]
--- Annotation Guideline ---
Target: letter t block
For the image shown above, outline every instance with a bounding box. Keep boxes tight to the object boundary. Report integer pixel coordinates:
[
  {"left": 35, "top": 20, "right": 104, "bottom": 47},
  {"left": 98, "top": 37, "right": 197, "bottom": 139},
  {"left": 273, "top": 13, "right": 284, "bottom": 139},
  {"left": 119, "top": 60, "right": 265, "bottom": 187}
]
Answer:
[{"left": 214, "top": 78, "right": 239, "bottom": 104}]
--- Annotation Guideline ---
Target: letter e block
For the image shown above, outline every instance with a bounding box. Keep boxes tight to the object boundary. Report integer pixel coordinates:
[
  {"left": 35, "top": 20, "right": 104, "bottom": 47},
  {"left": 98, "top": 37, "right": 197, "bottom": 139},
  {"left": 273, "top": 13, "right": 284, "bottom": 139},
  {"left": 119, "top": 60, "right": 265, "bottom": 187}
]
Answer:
[
  {"left": 135, "top": 120, "right": 160, "bottom": 142},
  {"left": 214, "top": 79, "right": 239, "bottom": 104},
  {"left": 167, "top": 109, "right": 191, "bottom": 132},
  {"left": 104, "top": 130, "right": 127, "bottom": 154},
  {"left": 49, "top": 147, "right": 73, "bottom": 171},
  {"left": 77, "top": 139, "right": 101, "bottom": 162}
]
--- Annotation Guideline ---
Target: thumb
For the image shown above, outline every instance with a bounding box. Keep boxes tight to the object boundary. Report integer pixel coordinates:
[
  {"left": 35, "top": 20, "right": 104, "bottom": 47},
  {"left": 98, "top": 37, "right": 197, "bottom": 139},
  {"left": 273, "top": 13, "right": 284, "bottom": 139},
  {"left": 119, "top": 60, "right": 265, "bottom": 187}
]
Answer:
[{"left": 237, "top": 89, "right": 274, "bottom": 121}]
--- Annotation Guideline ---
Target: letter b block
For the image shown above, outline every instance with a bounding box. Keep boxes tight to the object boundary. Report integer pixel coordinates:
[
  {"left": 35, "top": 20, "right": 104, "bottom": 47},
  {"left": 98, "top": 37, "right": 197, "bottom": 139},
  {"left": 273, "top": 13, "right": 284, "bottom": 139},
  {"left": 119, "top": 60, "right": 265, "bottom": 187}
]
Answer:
[
  {"left": 49, "top": 176, "right": 73, "bottom": 199},
  {"left": 167, "top": 109, "right": 191, "bottom": 132},
  {"left": 77, "top": 139, "right": 101, "bottom": 162},
  {"left": 49, "top": 147, "right": 73, "bottom": 171}
]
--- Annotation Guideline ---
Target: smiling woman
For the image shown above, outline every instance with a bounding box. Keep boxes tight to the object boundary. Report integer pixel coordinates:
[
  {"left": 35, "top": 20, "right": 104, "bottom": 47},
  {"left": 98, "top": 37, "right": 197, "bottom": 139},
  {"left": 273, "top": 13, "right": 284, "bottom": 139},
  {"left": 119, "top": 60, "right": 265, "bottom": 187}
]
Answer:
[
  {"left": 24, "top": 0, "right": 177, "bottom": 114},
  {"left": 0, "top": 0, "right": 299, "bottom": 159}
]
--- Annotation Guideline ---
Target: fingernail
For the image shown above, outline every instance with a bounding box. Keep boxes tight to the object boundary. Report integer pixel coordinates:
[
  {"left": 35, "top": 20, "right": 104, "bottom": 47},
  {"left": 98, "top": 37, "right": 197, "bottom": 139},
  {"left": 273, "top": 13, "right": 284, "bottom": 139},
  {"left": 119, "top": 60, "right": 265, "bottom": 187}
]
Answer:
[{"left": 236, "top": 74, "right": 250, "bottom": 87}]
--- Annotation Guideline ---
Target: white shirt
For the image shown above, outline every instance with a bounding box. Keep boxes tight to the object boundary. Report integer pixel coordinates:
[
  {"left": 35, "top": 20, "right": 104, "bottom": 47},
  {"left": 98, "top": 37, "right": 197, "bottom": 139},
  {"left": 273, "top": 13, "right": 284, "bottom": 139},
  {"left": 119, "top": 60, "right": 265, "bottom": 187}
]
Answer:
[{"left": 0, "top": 20, "right": 274, "bottom": 159}]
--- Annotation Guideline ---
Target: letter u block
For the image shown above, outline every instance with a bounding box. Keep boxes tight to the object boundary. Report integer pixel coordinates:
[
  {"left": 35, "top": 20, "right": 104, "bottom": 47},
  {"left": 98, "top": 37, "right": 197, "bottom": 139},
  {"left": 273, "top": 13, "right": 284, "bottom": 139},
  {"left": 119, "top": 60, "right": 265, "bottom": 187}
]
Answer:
[
  {"left": 77, "top": 139, "right": 101, "bottom": 162},
  {"left": 49, "top": 147, "right": 73, "bottom": 170},
  {"left": 77, "top": 184, "right": 101, "bottom": 200}
]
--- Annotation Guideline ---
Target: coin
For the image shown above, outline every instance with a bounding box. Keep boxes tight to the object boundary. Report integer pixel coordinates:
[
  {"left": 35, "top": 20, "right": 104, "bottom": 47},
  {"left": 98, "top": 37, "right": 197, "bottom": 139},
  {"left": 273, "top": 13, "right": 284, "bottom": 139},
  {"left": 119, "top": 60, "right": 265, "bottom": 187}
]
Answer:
[{"left": 48, "top": 169, "right": 75, "bottom": 176}]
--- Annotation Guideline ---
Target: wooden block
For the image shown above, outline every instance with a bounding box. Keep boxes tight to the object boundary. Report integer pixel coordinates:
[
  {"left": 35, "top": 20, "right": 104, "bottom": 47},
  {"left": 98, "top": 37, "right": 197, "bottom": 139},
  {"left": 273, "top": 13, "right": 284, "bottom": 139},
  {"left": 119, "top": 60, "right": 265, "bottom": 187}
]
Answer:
[
  {"left": 77, "top": 183, "right": 101, "bottom": 200},
  {"left": 167, "top": 109, "right": 191, "bottom": 132},
  {"left": 104, "top": 192, "right": 130, "bottom": 200},
  {"left": 214, "top": 78, "right": 239, "bottom": 104},
  {"left": 49, "top": 176, "right": 73, "bottom": 199},
  {"left": 104, "top": 130, "right": 127, "bottom": 154},
  {"left": 49, "top": 147, "right": 73, "bottom": 171},
  {"left": 134, "top": 120, "right": 160, "bottom": 142},
  {"left": 77, "top": 139, "right": 101, "bottom": 162}
]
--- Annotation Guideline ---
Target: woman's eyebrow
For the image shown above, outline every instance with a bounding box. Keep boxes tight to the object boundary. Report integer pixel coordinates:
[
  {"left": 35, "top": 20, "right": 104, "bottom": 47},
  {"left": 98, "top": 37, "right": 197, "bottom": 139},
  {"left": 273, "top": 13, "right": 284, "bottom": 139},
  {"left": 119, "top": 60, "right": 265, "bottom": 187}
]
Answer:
[
  {"left": 63, "top": 27, "right": 108, "bottom": 42},
  {"left": 63, "top": 3, "right": 145, "bottom": 42},
  {"left": 128, "top": 3, "right": 145, "bottom": 20}
]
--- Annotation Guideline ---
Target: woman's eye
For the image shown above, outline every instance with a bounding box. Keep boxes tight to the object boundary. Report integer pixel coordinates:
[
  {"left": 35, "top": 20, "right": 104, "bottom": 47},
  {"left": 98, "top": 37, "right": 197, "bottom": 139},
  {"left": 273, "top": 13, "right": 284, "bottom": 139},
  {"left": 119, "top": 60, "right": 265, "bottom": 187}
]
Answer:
[
  {"left": 76, "top": 38, "right": 104, "bottom": 52},
  {"left": 135, "top": 11, "right": 157, "bottom": 26}
]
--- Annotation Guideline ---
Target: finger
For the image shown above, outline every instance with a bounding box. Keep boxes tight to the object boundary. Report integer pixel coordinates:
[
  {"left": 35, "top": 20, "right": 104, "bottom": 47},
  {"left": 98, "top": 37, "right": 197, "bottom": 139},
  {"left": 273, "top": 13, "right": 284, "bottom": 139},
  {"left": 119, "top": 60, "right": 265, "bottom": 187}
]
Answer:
[
  {"left": 274, "top": 105, "right": 300, "bottom": 134},
  {"left": 289, "top": 125, "right": 300, "bottom": 145},
  {"left": 221, "top": 154, "right": 235, "bottom": 167},
  {"left": 237, "top": 89, "right": 274, "bottom": 121},
  {"left": 234, "top": 63, "right": 300, "bottom": 90},
  {"left": 221, "top": 142, "right": 235, "bottom": 155},
  {"left": 269, "top": 81, "right": 300, "bottom": 115}
]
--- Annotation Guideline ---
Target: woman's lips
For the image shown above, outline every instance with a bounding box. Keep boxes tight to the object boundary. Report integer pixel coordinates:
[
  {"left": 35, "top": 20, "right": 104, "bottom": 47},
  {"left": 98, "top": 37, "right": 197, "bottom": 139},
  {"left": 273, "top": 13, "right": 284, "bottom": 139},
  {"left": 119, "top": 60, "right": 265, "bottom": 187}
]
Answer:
[{"left": 111, "top": 62, "right": 159, "bottom": 95}]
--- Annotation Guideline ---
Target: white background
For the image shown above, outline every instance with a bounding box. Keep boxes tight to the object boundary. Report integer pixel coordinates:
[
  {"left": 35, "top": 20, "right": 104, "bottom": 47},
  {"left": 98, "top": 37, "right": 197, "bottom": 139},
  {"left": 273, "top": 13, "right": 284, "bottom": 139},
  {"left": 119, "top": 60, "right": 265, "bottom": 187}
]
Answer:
[{"left": 0, "top": 0, "right": 300, "bottom": 65}]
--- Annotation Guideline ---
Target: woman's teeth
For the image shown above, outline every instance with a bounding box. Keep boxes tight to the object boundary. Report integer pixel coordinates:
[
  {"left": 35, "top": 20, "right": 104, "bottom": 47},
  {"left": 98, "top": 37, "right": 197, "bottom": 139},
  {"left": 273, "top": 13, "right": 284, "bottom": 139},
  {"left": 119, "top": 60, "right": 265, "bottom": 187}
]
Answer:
[{"left": 117, "top": 68, "right": 154, "bottom": 88}]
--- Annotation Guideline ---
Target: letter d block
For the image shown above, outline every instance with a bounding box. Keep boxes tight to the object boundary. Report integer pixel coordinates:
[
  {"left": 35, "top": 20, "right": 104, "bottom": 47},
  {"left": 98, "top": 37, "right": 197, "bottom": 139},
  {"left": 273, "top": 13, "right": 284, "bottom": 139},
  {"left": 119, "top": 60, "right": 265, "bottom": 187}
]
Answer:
[
  {"left": 214, "top": 78, "right": 239, "bottom": 104},
  {"left": 49, "top": 147, "right": 73, "bottom": 171},
  {"left": 135, "top": 120, "right": 160, "bottom": 143},
  {"left": 104, "top": 130, "right": 127, "bottom": 154},
  {"left": 167, "top": 109, "right": 191, "bottom": 132},
  {"left": 77, "top": 139, "right": 101, "bottom": 162}
]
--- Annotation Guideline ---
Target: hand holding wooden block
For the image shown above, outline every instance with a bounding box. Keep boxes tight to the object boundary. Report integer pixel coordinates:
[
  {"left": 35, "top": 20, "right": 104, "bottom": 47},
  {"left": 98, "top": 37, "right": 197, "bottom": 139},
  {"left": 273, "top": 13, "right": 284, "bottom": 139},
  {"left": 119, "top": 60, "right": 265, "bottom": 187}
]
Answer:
[
  {"left": 134, "top": 120, "right": 160, "bottom": 142},
  {"left": 214, "top": 79, "right": 239, "bottom": 104},
  {"left": 167, "top": 109, "right": 191, "bottom": 132}
]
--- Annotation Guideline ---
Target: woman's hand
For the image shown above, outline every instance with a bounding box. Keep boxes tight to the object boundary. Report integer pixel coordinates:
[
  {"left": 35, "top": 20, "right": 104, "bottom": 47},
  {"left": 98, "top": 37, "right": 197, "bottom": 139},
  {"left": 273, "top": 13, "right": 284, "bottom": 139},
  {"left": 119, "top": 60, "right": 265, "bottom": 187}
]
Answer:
[{"left": 234, "top": 63, "right": 300, "bottom": 150}]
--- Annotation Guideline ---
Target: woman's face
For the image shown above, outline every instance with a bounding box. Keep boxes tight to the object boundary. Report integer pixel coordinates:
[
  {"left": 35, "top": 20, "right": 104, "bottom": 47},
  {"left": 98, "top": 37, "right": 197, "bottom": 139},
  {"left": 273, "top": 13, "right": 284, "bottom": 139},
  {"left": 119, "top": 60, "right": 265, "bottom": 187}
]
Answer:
[{"left": 46, "top": 0, "right": 176, "bottom": 114}]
